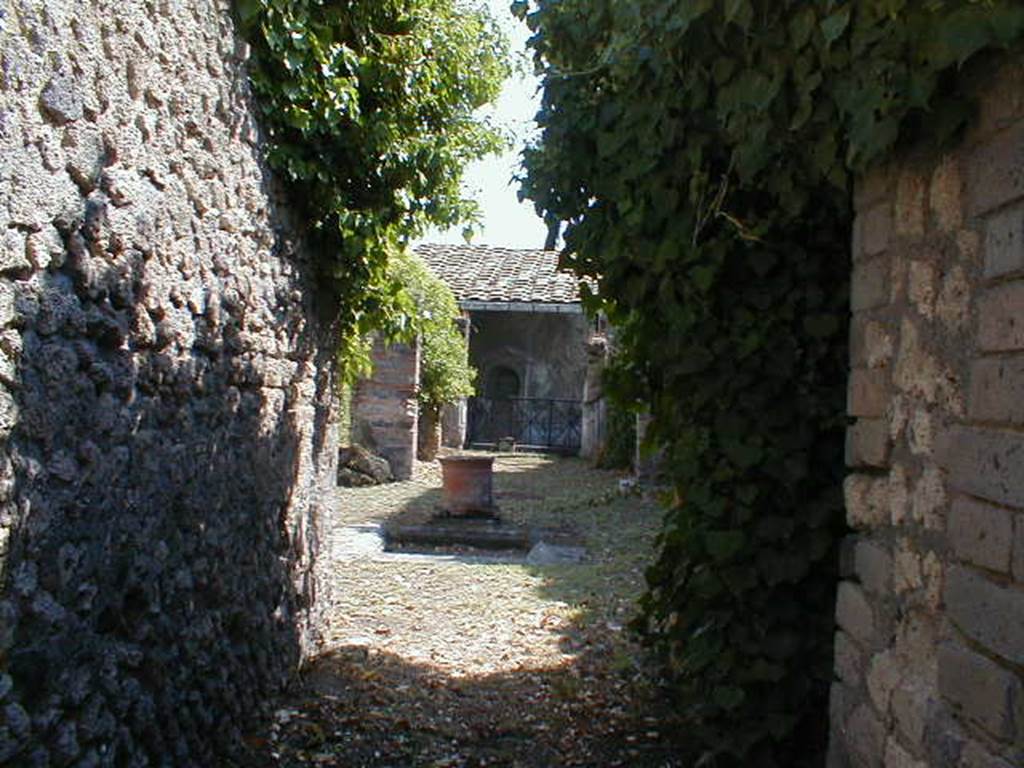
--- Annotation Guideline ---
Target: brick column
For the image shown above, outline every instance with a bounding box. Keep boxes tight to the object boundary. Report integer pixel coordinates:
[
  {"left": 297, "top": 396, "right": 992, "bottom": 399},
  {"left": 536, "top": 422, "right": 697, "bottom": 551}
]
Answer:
[
  {"left": 830, "top": 60, "right": 1024, "bottom": 768},
  {"left": 352, "top": 336, "right": 420, "bottom": 480}
]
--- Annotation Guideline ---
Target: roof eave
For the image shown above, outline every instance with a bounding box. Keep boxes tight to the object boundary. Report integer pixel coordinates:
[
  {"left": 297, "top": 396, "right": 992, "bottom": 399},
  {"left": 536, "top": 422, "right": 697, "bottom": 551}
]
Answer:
[{"left": 460, "top": 300, "right": 583, "bottom": 314}]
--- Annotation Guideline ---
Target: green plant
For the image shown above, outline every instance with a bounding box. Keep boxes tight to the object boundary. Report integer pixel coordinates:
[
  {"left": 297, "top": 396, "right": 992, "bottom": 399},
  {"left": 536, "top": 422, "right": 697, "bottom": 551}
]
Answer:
[
  {"left": 517, "top": 1, "right": 1024, "bottom": 765},
  {"left": 235, "top": 0, "right": 509, "bottom": 381},
  {"left": 389, "top": 250, "right": 476, "bottom": 414},
  {"left": 596, "top": 399, "right": 636, "bottom": 471}
]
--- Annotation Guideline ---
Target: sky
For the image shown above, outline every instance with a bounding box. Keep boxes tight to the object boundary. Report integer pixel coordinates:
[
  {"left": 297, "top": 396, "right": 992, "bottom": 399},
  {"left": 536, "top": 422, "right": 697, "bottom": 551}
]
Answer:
[{"left": 418, "top": 1, "right": 549, "bottom": 249}]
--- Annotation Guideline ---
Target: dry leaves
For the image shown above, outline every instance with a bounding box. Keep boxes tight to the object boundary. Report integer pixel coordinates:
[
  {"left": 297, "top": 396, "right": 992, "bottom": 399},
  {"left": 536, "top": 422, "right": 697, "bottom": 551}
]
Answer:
[{"left": 238, "top": 454, "right": 686, "bottom": 767}]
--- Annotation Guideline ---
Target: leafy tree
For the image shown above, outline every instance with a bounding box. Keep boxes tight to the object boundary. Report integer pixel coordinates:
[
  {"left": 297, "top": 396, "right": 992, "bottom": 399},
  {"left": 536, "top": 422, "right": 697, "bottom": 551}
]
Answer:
[
  {"left": 517, "top": 1, "right": 1024, "bottom": 765},
  {"left": 236, "top": 0, "right": 509, "bottom": 379},
  {"left": 389, "top": 250, "right": 476, "bottom": 415}
]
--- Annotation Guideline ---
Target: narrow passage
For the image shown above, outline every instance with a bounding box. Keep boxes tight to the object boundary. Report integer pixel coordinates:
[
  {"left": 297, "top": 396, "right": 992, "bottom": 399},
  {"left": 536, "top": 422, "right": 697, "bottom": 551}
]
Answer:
[{"left": 245, "top": 454, "right": 682, "bottom": 767}]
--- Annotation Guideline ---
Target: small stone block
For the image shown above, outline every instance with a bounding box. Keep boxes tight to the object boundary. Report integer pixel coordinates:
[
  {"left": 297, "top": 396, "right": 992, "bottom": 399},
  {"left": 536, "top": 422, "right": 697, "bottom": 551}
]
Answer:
[
  {"left": 1014, "top": 516, "right": 1024, "bottom": 583},
  {"left": 949, "top": 496, "right": 1013, "bottom": 573},
  {"left": 844, "top": 474, "right": 890, "bottom": 529},
  {"left": 986, "top": 204, "right": 1024, "bottom": 279},
  {"left": 855, "top": 540, "right": 893, "bottom": 595},
  {"left": 861, "top": 203, "right": 894, "bottom": 258},
  {"left": 929, "top": 155, "right": 963, "bottom": 234},
  {"left": 891, "top": 683, "right": 928, "bottom": 747},
  {"left": 895, "top": 171, "right": 927, "bottom": 238},
  {"left": 938, "top": 642, "right": 1023, "bottom": 741},
  {"left": 39, "top": 70, "right": 84, "bottom": 125},
  {"left": 836, "top": 581, "right": 875, "bottom": 646},
  {"left": 847, "top": 703, "right": 886, "bottom": 768},
  {"left": 857, "top": 166, "right": 894, "bottom": 210},
  {"left": 938, "top": 426, "right": 1024, "bottom": 508},
  {"left": 850, "top": 318, "right": 895, "bottom": 370},
  {"left": 945, "top": 565, "right": 1024, "bottom": 665},
  {"left": 852, "top": 258, "right": 891, "bottom": 312},
  {"left": 846, "top": 419, "right": 890, "bottom": 469},
  {"left": 884, "top": 737, "right": 925, "bottom": 768},
  {"left": 968, "top": 122, "right": 1024, "bottom": 217},
  {"left": 848, "top": 369, "right": 889, "bottom": 419},
  {"left": 979, "top": 282, "right": 1024, "bottom": 352},
  {"left": 973, "top": 62, "right": 1024, "bottom": 140},
  {"left": 960, "top": 742, "right": 1019, "bottom": 768},
  {"left": 834, "top": 630, "right": 864, "bottom": 685},
  {"left": 969, "top": 356, "right": 1024, "bottom": 425}
]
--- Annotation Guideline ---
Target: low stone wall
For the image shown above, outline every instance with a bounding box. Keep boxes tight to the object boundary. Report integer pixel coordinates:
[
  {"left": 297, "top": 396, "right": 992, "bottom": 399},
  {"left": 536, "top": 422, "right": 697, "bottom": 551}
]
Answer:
[
  {"left": 831, "top": 59, "right": 1024, "bottom": 768},
  {"left": 352, "top": 337, "right": 420, "bottom": 480},
  {"left": 0, "top": 1, "right": 337, "bottom": 764}
]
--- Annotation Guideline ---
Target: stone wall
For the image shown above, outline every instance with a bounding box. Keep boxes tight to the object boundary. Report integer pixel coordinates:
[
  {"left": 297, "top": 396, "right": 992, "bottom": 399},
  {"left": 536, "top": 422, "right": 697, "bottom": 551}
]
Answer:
[
  {"left": 830, "top": 59, "right": 1024, "bottom": 768},
  {"left": 0, "top": 1, "right": 338, "bottom": 765},
  {"left": 352, "top": 336, "right": 420, "bottom": 480}
]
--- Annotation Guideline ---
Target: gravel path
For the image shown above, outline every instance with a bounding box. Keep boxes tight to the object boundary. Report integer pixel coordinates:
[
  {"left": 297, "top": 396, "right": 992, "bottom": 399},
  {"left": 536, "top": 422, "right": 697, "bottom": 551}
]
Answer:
[{"left": 243, "top": 453, "right": 685, "bottom": 767}]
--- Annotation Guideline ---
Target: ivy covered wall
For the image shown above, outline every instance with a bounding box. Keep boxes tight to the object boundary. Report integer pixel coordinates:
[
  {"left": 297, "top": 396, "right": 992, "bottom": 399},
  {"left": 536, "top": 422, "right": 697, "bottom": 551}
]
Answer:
[{"left": 517, "top": 1, "right": 1024, "bottom": 765}]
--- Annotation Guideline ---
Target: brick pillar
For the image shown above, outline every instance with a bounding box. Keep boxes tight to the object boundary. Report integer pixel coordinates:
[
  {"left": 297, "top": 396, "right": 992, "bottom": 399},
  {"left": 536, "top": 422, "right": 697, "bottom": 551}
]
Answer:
[
  {"left": 352, "top": 336, "right": 420, "bottom": 480},
  {"left": 830, "top": 59, "right": 1024, "bottom": 768}
]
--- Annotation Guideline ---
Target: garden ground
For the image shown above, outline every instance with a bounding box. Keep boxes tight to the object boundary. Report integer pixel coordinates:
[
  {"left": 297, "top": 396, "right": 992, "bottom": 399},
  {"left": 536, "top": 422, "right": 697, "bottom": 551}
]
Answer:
[{"left": 242, "top": 453, "right": 686, "bottom": 767}]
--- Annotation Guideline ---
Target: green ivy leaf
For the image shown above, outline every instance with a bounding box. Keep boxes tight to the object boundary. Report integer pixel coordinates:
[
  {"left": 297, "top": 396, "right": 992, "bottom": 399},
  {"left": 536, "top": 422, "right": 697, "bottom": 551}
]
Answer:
[
  {"left": 788, "top": 6, "right": 817, "bottom": 50},
  {"left": 724, "top": 0, "right": 753, "bottom": 29},
  {"left": 236, "top": 0, "right": 262, "bottom": 26},
  {"left": 820, "top": 8, "right": 850, "bottom": 46},
  {"left": 705, "top": 530, "right": 746, "bottom": 561}
]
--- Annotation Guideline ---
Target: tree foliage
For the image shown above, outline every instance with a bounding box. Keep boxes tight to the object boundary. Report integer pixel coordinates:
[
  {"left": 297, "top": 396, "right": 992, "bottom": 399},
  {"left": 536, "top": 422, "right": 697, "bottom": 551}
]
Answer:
[
  {"left": 236, "top": 0, "right": 509, "bottom": 379},
  {"left": 390, "top": 251, "right": 476, "bottom": 413},
  {"left": 518, "top": 1, "right": 1024, "bottom": 764}
]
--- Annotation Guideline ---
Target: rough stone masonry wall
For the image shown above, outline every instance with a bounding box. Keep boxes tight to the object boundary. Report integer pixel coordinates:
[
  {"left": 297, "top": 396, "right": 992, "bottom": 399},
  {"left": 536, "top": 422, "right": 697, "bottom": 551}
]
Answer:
[
  {"left": 0, "top": 1, "right": 338, "bottom": 765},
  {"left": 830, "top": 59, "right": 1024, "bottom": 768}
]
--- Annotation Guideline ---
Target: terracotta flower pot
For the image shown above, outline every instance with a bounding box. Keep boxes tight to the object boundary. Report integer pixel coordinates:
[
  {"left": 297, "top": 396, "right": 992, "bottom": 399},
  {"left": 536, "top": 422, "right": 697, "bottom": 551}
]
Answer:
[{"left": 438, "top": 455, "right": 497, "bottom": 517}]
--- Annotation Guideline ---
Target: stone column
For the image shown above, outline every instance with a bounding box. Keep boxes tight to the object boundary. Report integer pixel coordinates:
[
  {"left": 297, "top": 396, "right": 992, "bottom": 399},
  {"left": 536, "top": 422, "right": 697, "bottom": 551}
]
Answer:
[
  {"left": 635, "top": 411, "right": 665, "bottom": 483},
  {"left": 440, "top": 399, "right": 467, "bottom": 448},
  {"left": 580, "top": 334, "right": 608, "bottom": 460},
  {"left": 440, "top": 314, "right": 471, "bottom": 448}
]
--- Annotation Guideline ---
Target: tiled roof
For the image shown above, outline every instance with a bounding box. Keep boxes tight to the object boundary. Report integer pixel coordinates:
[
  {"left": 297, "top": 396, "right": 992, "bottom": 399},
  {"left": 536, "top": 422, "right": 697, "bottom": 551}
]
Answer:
[{"left": 414, "top": 244, "right": 584, "bottom": 304}]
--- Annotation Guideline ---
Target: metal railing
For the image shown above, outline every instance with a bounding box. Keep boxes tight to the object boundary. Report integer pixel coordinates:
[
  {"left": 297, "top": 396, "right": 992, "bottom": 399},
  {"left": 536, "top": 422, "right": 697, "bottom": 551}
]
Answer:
[{"left": 466, "top": 396, "right": 583, "bottom": 453}]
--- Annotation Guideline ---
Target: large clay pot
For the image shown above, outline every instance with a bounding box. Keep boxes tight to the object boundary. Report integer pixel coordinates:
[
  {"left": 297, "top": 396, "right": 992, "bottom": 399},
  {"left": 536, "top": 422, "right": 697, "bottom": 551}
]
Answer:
[{"left": 438, "top": 455, "right": 497, "bottom": 517}]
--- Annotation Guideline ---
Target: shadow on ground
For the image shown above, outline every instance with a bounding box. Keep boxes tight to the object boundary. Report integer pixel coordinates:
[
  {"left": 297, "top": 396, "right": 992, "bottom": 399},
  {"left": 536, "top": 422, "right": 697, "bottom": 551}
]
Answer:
[
  {"left": 242, "top": 642, "right": 687, "bottom": 767},
  {"left": 239, "top": 454, "right": 691, "bottom": 767}
]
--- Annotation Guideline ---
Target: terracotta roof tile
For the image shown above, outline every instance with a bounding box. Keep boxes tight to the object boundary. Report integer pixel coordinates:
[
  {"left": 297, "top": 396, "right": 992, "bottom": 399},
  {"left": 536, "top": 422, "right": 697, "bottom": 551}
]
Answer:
[{"left": 414, "top": 244, "right": 584, "bottom": 304}]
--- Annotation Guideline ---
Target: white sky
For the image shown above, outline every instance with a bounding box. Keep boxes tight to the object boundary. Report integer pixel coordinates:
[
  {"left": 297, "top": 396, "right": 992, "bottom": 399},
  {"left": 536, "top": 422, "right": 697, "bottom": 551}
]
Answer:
[{"left": 418, "top": 1, "right": 549, "bottom": 249}]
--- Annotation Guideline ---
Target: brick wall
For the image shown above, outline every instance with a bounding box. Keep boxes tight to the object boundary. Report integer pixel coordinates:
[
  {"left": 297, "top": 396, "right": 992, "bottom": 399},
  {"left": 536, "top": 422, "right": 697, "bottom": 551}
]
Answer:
[
  {"left": 352, "top": 336, "right": 420, "bottom": 480},
  {"left": 830, "top": 60, "right": 1024, "bottom": 768}
]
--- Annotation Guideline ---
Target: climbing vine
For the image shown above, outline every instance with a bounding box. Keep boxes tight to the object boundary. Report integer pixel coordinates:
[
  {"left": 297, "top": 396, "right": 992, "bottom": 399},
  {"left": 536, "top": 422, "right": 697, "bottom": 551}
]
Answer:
[
  {"left": 390, "top": 250, "right": 476, "bottom": 414},
  {"left": 235, "top": 0, "right": 508, "bottom": 380},
  {"left": 518, "top": 1, "right": 1024, "bottom": 765}
]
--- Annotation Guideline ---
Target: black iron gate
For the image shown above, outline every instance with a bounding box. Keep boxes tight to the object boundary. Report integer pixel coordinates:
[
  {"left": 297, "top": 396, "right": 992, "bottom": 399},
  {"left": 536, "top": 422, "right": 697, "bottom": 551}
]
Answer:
[{"left": 466, "top": 397, "right": 582, "bottom": 453}]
